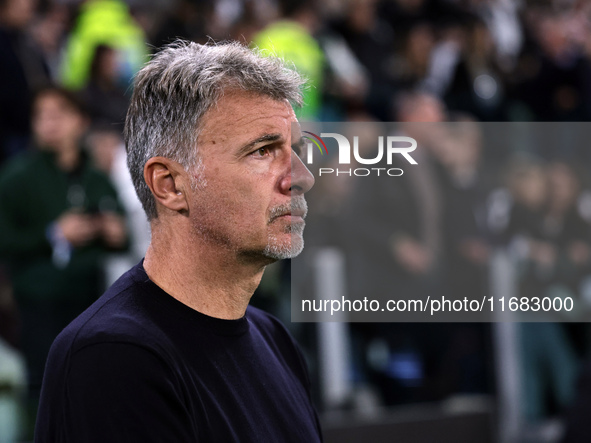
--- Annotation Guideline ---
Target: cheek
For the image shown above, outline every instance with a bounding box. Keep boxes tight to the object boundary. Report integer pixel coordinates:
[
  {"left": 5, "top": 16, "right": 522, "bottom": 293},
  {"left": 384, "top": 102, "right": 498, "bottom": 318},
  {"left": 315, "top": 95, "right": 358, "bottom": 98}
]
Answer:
[
  {"left": 66, "top": 117, "right": 86, "bottom": 137},
  {"left": 195, "top": 156, "right": 277, "bottom": 223},
  {"left": 212, "top": 178, "right": 271, "bottom": 225}
]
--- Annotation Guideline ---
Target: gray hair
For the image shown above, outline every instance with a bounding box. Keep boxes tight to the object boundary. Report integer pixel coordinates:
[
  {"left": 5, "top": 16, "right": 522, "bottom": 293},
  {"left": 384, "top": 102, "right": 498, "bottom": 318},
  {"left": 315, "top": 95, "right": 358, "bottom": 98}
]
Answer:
[{"left": 124, "top": 40, "right": 305, "bottom": 220}]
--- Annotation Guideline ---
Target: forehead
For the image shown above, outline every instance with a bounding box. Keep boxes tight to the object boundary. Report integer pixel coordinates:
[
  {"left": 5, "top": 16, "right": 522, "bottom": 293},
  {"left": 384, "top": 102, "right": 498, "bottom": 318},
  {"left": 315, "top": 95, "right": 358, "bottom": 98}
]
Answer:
[
  {"left": 198, "top": 90, "right": 297, "bottom": 147},
  {"left": 34, "top": 92, "right": 78, "bottom": 114}
]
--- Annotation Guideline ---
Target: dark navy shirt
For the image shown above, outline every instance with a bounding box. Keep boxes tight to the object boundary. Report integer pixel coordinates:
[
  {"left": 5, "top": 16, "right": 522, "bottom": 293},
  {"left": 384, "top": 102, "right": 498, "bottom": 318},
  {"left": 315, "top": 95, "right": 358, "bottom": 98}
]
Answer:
[{"left": 36, "top": 262, "right": 322, "bottom": 442}]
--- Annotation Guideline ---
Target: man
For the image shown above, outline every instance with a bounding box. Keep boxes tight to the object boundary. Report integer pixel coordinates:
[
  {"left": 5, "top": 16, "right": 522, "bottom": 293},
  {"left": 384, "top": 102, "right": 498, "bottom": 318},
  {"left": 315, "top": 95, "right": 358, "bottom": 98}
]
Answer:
[{"left": 36, "top": 41, "right": 320, "bottom": 442}]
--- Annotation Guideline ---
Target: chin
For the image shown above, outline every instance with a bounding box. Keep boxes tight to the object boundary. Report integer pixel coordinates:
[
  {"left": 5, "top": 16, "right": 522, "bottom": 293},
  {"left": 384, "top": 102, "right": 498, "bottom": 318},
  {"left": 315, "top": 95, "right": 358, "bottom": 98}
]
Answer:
[{"left": 262, "top": 235, "right": 304, "bottom": 260}]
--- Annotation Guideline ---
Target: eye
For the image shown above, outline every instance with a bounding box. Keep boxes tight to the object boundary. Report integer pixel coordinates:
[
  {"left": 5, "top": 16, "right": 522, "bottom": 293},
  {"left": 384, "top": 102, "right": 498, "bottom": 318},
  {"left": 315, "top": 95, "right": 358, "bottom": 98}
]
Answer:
[{"left": 252, "top": 146, "right": 270, "bottom": 157}]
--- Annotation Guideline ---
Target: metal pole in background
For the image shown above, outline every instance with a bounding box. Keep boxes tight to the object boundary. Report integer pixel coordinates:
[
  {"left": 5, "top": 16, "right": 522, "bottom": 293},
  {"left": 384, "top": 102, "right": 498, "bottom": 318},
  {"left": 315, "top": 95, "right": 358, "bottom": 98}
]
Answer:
[
  {"left": 314, "top": 247, "right": 353, "bottom": 411},
  {"left": 490, "top": 249, "right": 522, "bottom": 443}
]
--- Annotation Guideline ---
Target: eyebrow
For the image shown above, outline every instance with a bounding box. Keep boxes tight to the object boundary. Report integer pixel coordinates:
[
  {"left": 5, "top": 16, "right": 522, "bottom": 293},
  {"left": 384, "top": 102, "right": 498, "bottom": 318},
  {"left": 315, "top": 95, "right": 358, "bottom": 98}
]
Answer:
[{"left": 237, "top": 133, "right": 283, "bottom": 157}]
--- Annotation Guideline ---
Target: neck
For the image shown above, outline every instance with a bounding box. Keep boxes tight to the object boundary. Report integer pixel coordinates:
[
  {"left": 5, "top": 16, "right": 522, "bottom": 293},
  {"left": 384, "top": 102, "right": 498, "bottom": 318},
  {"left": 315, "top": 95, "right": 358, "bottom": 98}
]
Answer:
[
  {"left": 143, "top": 218, "right": 268, "bottom": 320},
  {"left": 55, "top": 142, "right": 80, "bottom": 171}
]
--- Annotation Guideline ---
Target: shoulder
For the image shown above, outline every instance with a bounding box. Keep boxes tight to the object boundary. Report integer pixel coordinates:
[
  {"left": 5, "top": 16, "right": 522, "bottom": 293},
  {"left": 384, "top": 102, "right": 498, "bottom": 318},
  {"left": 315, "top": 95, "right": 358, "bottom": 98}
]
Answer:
[
  {"left": 51, "top": 264, "right": 166, "bottom": 360},
  {"left": 38, "top": 302, "right": 196, "bottom": 441},
  {"left": 0, "top": 151, "right": 42, "bottom": 185}
]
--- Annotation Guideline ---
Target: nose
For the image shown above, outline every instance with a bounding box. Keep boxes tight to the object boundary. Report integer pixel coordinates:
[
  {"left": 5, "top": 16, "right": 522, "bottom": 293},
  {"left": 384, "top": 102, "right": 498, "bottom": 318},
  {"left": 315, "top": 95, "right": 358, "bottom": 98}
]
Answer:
[{"left": 280, "top": 150, "right": 315, "bottom": 195}]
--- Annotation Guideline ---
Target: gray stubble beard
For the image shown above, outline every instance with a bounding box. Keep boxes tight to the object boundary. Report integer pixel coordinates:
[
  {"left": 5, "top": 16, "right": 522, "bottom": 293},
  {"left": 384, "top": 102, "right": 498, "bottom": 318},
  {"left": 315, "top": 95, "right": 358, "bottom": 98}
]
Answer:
[{"left": 263, "top": 195, "right": 308, "bottom": 260}]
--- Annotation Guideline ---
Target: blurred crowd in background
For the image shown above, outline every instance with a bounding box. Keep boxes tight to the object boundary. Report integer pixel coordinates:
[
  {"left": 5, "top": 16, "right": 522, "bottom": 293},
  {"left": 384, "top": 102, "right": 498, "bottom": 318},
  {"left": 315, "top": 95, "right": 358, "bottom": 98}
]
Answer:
[{"left": 2, "top": 0, "right": 591, "bottom": 441}]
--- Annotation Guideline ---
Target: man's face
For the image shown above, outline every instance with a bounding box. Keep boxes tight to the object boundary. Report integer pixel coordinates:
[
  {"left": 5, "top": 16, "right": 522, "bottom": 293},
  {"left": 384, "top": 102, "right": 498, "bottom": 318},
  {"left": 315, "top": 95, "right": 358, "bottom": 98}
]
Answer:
[{"left": 186, "top": 90, "right": 314, "bottom": 262}]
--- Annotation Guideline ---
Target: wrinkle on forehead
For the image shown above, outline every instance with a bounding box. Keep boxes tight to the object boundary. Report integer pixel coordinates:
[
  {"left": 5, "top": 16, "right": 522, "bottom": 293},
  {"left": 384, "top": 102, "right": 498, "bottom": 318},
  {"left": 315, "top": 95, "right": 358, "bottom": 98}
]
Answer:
[
  {"left": 198, "top": 90, "right": 296, "bottom": 149},
  {"left": 208, "top": 89, "right": 293, "bottom": 121}
]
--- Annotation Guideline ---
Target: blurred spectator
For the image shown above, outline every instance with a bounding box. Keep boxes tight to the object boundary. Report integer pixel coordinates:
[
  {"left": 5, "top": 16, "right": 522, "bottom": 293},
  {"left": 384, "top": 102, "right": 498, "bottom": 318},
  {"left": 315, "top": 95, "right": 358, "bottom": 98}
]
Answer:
[
  {"left": 436, "top": 118, "right": 494, "bottom": 397},
  {"left": 470, "top": 0, "right": 523, "bottom": 71},
  {"left": 380, "top": 0, "right": 442, "bottom": 34},
  {"left": 502, "top": 159, "right": 591, "bottom": 302},
  {"left": 87, "top": 127, "right": 150, "bottom": 286},
  {"left": 391, "top": 22, "right": 435, "bottom": 93},
  {"left": 59, "top": 0, "right": 148, "bottom": 90},
  {"left": 151, "top": 0, "right": 211, "bottom": 47},
  {"left": 343, "top": 92, "right": 448, "bottom": 308},
  {"left": 500, "top": 158, "right": 582, "bottom": 423},
  {"left": 226, "top": 0, "right": 269, "bottom": 45},
  {"left": 440, "top": 117, "right": 493, "bottom": 301},
  {"left": 253, "top": 0, "right": 325, "bottom": 119},
  {"left": 315, "top": 30, "right": 369, "bottom": 120},
  {"left": 0, "top": 86, "right": 128, "bottom": 430},
  {"left": 440, "top": 16, "right": 511, "bottom": 121},
  {"left": 329, "top": 0, "right": 395, "bottom": 120},
  {"left": 342, "top": 92, "right": 455, "bottom": 405},
  {"left": 502, "top": 157, "right": 548, "bottom": 259},
  {"left": 29, "top": 3, "right": 70, "bottom": 79},
  {"left": 542, "top": 162, "right": 591, "bottom": 299},
  {"left": 516, "top": 10, "right": 591, "bottom": 121},
  {"left": 0, "top": 0, "right": 50, "bottom": 164},
  {"left": 81, "top": 44, "right": 131, "bottom": 131},
  {"left": 388, "top": 92, "right": 447, "bottom": 285}
]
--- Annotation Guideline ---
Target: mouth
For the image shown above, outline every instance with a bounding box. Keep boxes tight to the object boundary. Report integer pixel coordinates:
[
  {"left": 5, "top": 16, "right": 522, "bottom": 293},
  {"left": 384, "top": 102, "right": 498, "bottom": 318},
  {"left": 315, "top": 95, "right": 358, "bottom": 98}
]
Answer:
[
  {"left": 268, "top": 197, "right": 308, "bottom": 224},
  {"left": 271, "top": 211, "right": 306, "bottom": 223}
]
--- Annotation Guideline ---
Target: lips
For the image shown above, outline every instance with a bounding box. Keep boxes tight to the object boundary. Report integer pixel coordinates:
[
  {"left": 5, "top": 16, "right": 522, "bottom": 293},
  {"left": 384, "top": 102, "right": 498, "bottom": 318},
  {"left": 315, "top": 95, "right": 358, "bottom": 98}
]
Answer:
[
  {"left": 272, "top": 211, "right": 305, "bottom": 222},
  {"left": 268, "top": 196, "right": 308, "bottom": 223},
  {"left": 288, "top": 210, "right": 306, "bottom": 218}
]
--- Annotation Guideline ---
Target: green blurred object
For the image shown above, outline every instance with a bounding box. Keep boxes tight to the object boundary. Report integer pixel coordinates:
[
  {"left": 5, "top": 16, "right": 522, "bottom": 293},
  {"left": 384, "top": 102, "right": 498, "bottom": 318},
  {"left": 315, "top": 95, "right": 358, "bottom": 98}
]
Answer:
[
  {"left": 59, "top": 0, "right": 148, "bottom": 90},
  {"left": 254, "top": 20, "right": 324, "bottom": 120}
]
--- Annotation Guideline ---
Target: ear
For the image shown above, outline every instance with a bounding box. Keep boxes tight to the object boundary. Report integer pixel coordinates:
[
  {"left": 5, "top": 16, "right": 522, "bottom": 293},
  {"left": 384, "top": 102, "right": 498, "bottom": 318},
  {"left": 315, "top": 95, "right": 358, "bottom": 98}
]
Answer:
[{"left": 144, "top": 157, "right": 189, "bottom": 215}]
